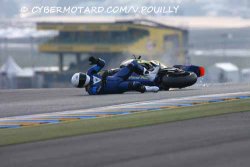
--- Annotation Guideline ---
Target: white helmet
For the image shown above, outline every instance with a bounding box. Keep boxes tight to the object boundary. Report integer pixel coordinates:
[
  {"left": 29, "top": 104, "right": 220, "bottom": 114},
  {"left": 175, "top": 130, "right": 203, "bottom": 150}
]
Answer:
[{"left": 71, "top": 72, "right": 90, "bottom": 88}]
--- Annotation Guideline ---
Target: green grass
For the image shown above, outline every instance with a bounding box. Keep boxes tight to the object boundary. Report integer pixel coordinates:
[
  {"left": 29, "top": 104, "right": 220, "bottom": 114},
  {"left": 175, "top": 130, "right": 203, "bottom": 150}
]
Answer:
[{"left": 0, "top": 99, "right": 250, "bottom": 146}]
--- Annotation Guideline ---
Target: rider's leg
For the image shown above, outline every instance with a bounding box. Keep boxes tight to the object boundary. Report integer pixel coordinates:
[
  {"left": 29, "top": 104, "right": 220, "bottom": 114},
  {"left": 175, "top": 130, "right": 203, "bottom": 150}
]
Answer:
[
  {"left": 106, "top": 60, "right": 159, "bottom": 93},
  {"left": 118, "top": 81, "right": 159, "bottom": 93},
  {"left": 112, "top": 60, "right": 158, "bottom": 81},
  {"left": 126, "top": 60, "right": 160, "bottom": 82},
  {"left": 111, "top": 60, "right": 144, "bottom": 80},
  {"left": 118, "top": 81, "right": 145, "bottom": 93}
]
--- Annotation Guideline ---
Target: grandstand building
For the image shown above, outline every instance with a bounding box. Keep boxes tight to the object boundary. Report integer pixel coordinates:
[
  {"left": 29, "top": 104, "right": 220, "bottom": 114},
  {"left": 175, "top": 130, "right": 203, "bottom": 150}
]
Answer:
[{"left": 36, "top": 17, "right": 188, "bottom": 72}]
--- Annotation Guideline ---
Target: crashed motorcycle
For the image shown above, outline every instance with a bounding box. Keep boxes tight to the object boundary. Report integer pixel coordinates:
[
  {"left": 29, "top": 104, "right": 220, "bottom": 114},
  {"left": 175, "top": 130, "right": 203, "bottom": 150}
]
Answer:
[{"left": 105, "top": 57, "right": 205, "bottom": 91}]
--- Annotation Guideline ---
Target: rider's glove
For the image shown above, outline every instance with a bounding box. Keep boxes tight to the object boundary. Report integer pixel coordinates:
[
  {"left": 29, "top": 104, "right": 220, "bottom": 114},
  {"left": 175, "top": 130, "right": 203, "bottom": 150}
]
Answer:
[{"left": 89, "top": 56, "right": 99, "bottom": 65}]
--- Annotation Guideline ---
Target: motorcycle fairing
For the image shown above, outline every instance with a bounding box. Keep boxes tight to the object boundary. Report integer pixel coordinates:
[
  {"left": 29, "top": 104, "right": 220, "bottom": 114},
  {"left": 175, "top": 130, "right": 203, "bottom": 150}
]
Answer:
[{"left": 173, "top": 65, "right": 205, "bottom": 77}]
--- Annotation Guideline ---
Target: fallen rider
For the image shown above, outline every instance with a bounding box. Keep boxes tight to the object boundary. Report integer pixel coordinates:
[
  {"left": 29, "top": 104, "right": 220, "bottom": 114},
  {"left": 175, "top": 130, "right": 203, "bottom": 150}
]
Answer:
[{"left": 71, "top": 56, "right": 160, "bottom": 95}]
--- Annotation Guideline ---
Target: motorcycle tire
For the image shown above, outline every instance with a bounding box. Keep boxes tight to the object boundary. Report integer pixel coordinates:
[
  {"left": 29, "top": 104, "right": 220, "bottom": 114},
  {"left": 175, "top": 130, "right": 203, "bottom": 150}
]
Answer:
[{"left": 161, "top": 72, "right": 197, "bottom": 89}]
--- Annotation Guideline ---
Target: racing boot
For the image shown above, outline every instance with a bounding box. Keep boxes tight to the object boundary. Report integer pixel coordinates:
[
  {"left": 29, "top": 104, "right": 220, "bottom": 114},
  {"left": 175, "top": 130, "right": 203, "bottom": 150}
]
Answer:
[
  {"left": 143, "top": 66, "right": 160, "bottom": 81},
  {"left": 144, "top": 86, "right": 159, "bottom": 93},
  {"left": 131, "top": 82, "right": 159, "bottom": 93}
]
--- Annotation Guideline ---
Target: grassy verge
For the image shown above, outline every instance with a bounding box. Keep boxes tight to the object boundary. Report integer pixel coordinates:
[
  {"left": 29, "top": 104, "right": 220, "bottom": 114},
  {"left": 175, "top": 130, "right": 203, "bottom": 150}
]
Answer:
[{"left": 0, "top": 99, "right": 250, "bottom": 146}]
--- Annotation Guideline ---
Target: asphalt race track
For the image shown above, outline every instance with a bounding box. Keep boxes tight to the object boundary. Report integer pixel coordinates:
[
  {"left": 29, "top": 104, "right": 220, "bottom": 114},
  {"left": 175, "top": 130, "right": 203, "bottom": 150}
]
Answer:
[
  {"left": 1, "top": 83, "right": 250, "bottom": 167},
  {"left": 0, "top": 83, "right": 250, "bottom": 118},
  {"left": 1, "top": 111, "right": 250, "bottom": 167}
]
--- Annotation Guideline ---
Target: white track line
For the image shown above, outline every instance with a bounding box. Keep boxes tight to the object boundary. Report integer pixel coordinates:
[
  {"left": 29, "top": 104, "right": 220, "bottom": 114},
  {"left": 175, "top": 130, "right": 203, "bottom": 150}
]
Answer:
[{"left": 1, "top": 91, "right": 250, "bottom": 121}]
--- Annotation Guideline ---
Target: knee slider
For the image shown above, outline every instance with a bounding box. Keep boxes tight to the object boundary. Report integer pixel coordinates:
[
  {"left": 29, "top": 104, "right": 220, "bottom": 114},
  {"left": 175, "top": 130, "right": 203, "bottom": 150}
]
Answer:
[
  {"left": 127, "top": 63, "right": 135, "bottom": 70},
  {"left": 127, "top": 60, "right": 138, "bottom": 69}
]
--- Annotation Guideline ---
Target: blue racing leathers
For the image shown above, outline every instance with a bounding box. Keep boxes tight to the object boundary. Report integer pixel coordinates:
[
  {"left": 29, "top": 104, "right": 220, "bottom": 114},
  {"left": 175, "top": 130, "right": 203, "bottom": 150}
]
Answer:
[
  {"left": 85, "top": 59, "right": 105, "bottom": 95},
  {"left": 85, "top": 59, "right": 150, "bottom": 95}
]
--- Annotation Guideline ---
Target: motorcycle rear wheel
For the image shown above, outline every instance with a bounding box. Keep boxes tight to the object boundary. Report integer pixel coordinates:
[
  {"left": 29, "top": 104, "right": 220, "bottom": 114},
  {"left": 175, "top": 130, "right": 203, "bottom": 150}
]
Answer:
[{"left": 161, "top": 72, "right": 197, "bottom": 89}]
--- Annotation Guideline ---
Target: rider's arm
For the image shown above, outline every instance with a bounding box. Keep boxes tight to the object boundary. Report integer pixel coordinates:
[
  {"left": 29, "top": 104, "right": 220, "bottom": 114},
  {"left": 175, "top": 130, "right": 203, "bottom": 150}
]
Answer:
[
  {"left": 87, "top": 86, "right": 99, "bottom": 95},
  {"left": 87, "top": 57, "right": 105, "bottom": 76},
  {"left": 86, "top": 85, "right": 101, "bottom": 95}
]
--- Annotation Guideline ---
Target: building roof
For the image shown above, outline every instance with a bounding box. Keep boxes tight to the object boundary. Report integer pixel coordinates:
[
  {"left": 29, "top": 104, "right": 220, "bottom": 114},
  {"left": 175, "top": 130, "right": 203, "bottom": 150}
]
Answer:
[
  {"left": 154, "top": 16, "right": 250, "bottom": 29},
  {"left": 32, "top": 16, "right": 186, "bottom": 31},
  {"left": 215, "top": 63, "right": 239, "bottom": 72},
  {"left": 25, "top": 16, "right": 250, "bottom": 29}
]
